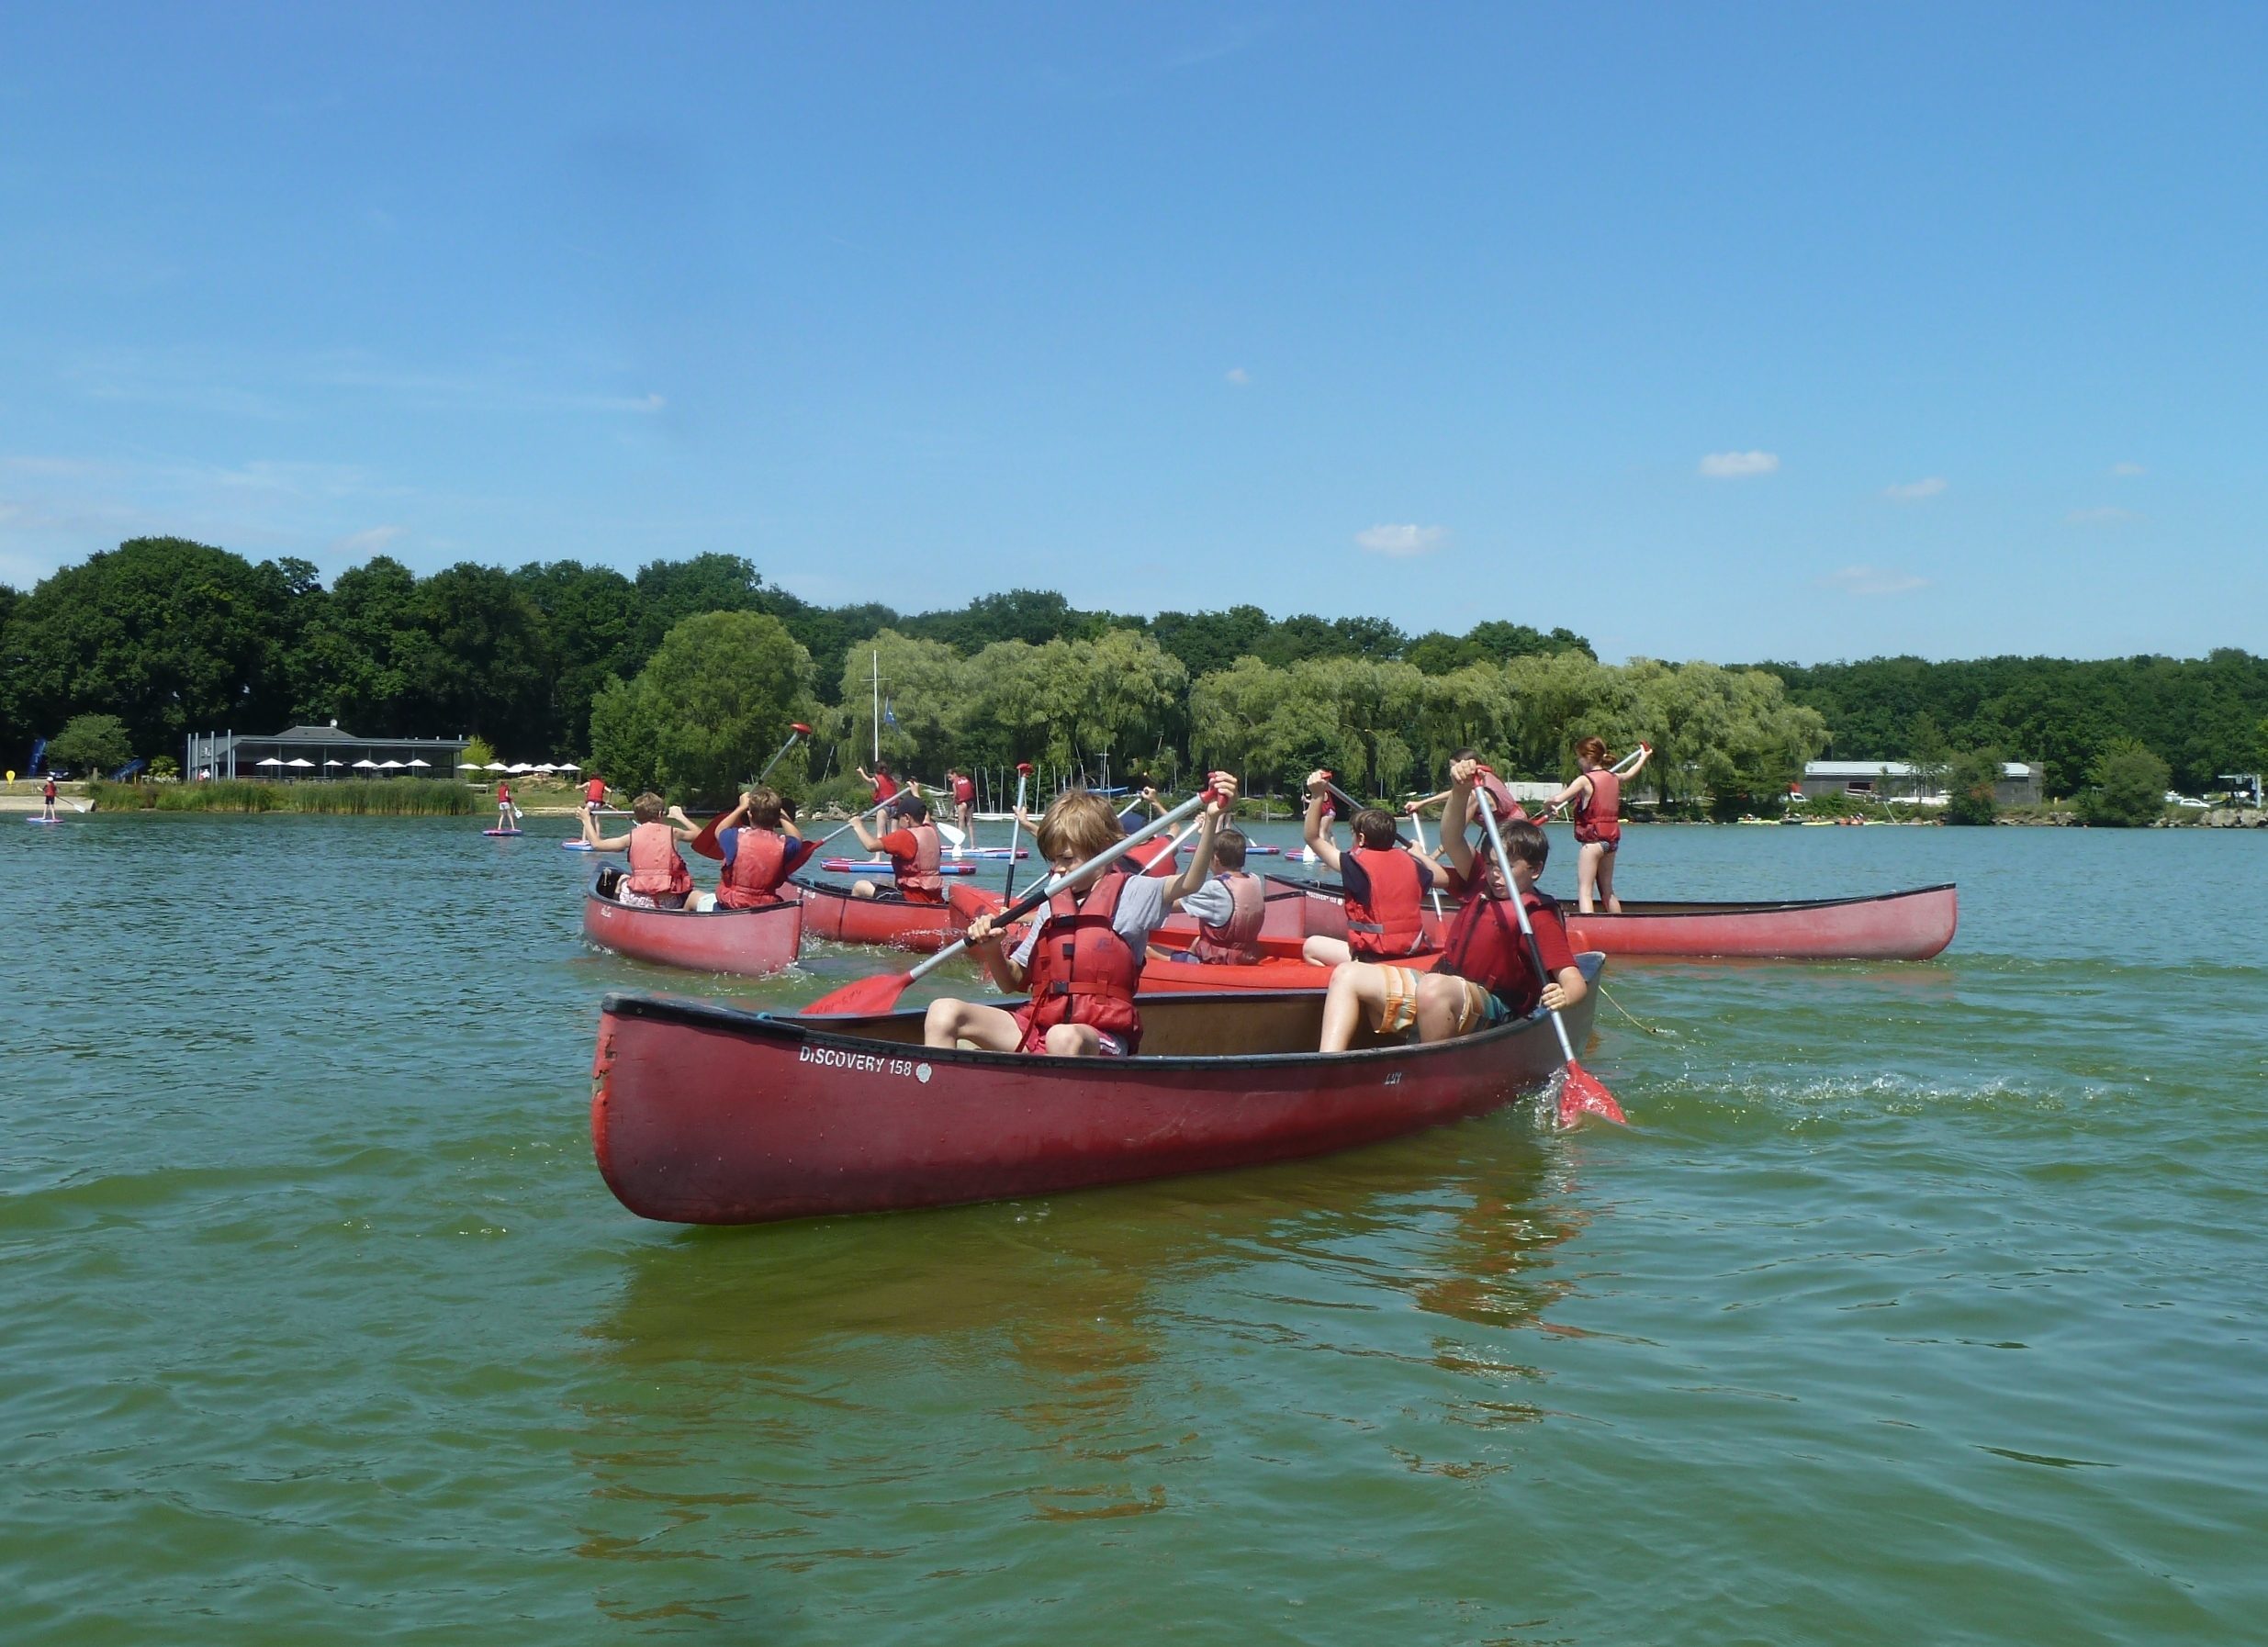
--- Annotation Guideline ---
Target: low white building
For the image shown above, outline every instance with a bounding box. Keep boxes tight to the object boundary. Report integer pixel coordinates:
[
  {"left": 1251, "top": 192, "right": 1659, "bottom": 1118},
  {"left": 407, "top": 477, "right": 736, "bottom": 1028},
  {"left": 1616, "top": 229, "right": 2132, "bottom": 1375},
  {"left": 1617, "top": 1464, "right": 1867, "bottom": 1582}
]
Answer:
[{"left": 1799, "top": 759, "right": 2043, "bottom": 807}]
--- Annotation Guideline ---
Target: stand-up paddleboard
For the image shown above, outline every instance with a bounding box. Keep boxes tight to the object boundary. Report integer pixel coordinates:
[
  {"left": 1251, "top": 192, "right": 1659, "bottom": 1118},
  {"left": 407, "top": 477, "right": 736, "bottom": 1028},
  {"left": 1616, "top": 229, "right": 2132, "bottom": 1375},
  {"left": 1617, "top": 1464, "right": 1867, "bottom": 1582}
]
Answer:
[
  {"left": 484, "top": 827, "right": 524, "bottom": 837},
  {"left": 26, "top": 816, "right": 62, "bottom": 825},
  {"left": 819, "top": 857, "right": 979, "bottom": 876},
  {"left": 561, "top": 840, "right": 597, "bottom": 851}
]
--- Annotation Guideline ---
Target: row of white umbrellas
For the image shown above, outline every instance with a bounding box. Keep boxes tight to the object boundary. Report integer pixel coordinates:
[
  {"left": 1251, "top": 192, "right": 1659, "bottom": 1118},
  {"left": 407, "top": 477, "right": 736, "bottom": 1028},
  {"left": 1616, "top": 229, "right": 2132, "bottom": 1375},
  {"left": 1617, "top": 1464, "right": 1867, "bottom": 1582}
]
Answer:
[{"left": 250, "top": 756, "right": 582, "bottom": 774}]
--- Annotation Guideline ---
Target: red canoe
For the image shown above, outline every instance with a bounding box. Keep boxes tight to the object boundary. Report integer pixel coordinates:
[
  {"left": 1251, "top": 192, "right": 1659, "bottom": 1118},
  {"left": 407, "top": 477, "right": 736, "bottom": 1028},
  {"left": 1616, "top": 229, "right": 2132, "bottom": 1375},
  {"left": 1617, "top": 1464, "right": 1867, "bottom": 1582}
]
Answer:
[
  {"left": 582, "top": 891, "right": 803, "bottom": 977},
  {"left": 792, "top": 876, "right": 966, "bottom": 953},
  {"left": 1140, "top": 933, "right": 1443, "bottom": 993},
  {"left": 1273, "top": 875, "right": 1957, "bottom": 960},
  {"left": 589, "top": 958, "right": 1605, "bottom": 1225},
  {"left": 949, "top": 873, "right": 1319, "bottom": 940}
]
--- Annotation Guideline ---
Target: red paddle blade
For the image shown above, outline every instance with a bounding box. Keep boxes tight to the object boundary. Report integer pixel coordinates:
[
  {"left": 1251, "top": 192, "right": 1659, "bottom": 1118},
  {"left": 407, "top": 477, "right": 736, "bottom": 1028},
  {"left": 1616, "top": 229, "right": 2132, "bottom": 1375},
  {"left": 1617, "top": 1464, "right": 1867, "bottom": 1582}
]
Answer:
[
  {"left": 803, "top": 969, "right": 916, "bottom": 1016},
  {"left": 1556, "top": 1059, "right": 1627, "bottom": 1128},
  {"left": 689, "top": 817, "right": 724, "bottom": 861}
]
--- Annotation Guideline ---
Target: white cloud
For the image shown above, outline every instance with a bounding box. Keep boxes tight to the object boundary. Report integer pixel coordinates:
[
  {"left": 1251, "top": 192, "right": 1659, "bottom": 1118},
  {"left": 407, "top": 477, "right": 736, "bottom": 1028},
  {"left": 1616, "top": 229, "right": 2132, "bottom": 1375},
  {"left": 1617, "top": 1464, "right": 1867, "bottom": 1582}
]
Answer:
[
  {"left": 1355, "top": 523, "right": 1447, "bottom": 556},
  {"left": 1224, "top": 367, "right": 1251, "bottom": 387},
  {"left": 1699, "top": 450, "right": 1780, "bottom": 479},
  {"left": 329, "top": 525, "right": 407, "bottom": 558},
  {"left": 2109, "top": 461, "right": 2146, "bottom": 477},
  {"left": 2067, "top": 505, "right": 2139, "bottom": 526},
  {"left": 1819, "top": 565, "right": 1929, "bottom": 597},
  {"left": 1882, "top": 476, "right": 1947, "bottom": 501}
]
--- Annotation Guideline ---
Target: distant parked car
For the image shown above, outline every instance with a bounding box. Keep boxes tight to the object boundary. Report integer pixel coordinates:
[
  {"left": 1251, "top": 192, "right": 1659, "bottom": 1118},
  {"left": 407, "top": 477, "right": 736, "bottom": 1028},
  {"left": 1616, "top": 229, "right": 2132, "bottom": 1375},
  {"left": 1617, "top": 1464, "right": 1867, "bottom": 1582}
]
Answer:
[{"left": 2164, "top": 791, "right": 2209, "bottom": 808}]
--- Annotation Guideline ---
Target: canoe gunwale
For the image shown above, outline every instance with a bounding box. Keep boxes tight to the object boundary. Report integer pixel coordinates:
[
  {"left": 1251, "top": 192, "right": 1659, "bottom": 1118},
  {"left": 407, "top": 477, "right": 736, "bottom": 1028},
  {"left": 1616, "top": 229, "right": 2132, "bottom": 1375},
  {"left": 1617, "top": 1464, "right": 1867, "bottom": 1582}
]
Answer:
[{"left": 598, "top": 953, "right": 1604, "bottom": 1079}]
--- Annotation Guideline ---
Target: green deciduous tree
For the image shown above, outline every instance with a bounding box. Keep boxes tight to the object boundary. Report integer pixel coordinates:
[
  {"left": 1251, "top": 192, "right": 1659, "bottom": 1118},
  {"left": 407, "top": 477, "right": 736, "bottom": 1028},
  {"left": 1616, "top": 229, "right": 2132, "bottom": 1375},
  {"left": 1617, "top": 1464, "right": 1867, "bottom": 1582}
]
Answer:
[
  {"left": 590, "top": 611, "right": 815, "bottom": 806},
  {"left": 2076, "top": 738, "right": 2171, "bottom": 826},
  {"left": 47, "top": 712, "right": 135, "bottom": 776},
  {"left": 1944, "top": 747, "right": 2004, "bottom": 825}
]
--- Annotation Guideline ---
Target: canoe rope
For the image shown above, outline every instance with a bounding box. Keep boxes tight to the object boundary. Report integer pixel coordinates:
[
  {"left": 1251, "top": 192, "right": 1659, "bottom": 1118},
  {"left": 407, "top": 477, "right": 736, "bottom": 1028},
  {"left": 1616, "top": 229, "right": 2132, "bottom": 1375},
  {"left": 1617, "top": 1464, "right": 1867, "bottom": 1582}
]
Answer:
[{"left": 1595, "top": 977, "right": 1673, "bottom": 1037}]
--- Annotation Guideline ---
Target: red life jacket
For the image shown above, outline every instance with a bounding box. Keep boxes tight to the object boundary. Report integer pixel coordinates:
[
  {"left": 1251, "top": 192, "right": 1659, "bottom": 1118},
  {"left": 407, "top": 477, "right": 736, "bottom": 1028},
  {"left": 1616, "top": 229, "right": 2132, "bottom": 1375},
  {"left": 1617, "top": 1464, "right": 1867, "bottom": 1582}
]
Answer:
[
  {"left": 626, "top": 822, "right": 693, "bottom": 897},
  {"left": 1120, "top": 838, "right": 1178, "bottom": 879},
  {"left": 1475, "top": 767, "right": 1528, "bottom": 824},
  {"left": 1014, "top": 872, "right": 1143, "bottom": 1051},
  {"left": 1574, "top": 768, "right": 1622, "bottom": 844},
  {"left": 1344, "top": 846, "right": 1427, "bottom": 958},
  {"left": 716, "top": 828, "right": 790, "bottom": 908},
  {"left": 1439, "top": 885, "right": 1561, "bottom": 1015},
  {"left": 952, "top": 776, "right": 975, "bottom": 804},
  {"left": 871, "top": 774, "right": 899, "bottom": 803},
  {"left": 583, "top": 779, "right": 604, "bottom": 804},
  {"left": 1190, "top": 870, "right": 1266, "bottom": 964},
  {"left": 893, "top": 824, "right": 943, "bottom": 900}
]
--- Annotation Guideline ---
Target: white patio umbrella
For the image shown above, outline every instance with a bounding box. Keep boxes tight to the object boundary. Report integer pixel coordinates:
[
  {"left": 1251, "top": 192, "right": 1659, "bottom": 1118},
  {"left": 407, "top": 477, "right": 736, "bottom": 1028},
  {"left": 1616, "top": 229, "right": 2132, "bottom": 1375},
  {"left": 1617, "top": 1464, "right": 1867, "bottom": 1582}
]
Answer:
[
  {"left": 407, "top": 758, "right": 431, "bottom": 769},
  {"left": 457, "top": 760, "right": 482, "bottom": 770},
  {"left": 554, "top": 761, "right": 579, "bottom": 772},
  {"left": 508, "top": 762, "right": 533, "bottom": 774},
  {"left": 353, "top": 759, "right": 379, "bottom": 770},
  {"left": 484, "top": 762, "right": 510, "bottom": 773},
  {"left": 534, "top": 763, "right": 557, "bottom": 773},
  {"left": 286, "top": 757, "right": 314, "bottom": 769},
  {"left": 323, "top": 758, "right": 344, "bottom": 769},
  {"left": 378, "top": 760, "right": 406, "bottom": 771}
]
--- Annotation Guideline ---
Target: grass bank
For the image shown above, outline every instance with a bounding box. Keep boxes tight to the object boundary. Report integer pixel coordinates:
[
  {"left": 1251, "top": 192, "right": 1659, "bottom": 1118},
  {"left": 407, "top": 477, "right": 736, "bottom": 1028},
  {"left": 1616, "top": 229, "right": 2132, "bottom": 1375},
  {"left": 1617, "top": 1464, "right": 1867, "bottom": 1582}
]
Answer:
[{"left": 91, "top": 779, "right": 478, "bottom": 815}]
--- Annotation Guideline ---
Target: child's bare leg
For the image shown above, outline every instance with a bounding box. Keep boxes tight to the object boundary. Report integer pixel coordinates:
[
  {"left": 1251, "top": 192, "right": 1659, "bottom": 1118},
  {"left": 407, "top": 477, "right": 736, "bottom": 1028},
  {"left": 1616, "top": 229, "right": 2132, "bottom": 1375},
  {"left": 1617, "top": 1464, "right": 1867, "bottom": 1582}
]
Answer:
[
  {"left": 1303, "top": 935, "right": 1353, "bottom": 967},
  {"left": 1598, "top": 846, "right": 1622, "bottom": 914},
  {"left": 1577, "top": 844, "right": 1602, "bottom": 913},
  {"left": 1414, "top": 973, "right": 1479, "bottom": 1042},
  {"left": 1040, "top": 1023, "right": 1108, "bottom": 1057},
  {"left": 852, "top": 878, "right": 880, "bottom": 899},
  {"left": 922, "top": 998, "right": 1023, "bottom": 1050},
  {"left": 1319, "top": 961, "right": 1387, "bottom": 1052}
]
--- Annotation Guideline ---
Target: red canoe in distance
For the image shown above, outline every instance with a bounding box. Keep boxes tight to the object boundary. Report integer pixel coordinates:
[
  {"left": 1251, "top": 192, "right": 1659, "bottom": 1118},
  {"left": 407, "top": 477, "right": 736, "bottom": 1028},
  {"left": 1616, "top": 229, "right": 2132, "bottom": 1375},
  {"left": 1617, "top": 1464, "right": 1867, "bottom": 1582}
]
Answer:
[
  {"left": 582, "top": 891, "right": 803, "bottom": 978},
  {"left": 791, "top": 876, "right": 966, "bottom": 953},
  {"left": 1267, "top": 876, "right": 1957, "bottom": 960},
  {"left": 589, "top": 958, "right": 1605, "bottom": 1226}
]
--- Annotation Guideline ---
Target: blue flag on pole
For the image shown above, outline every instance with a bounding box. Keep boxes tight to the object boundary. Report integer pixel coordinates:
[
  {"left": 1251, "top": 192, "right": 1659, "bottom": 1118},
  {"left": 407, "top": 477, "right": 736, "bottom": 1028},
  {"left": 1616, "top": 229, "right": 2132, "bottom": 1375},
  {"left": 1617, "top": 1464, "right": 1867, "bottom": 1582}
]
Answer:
[{"left": 883, "top": 699, "right": 897, "bottom": 727}]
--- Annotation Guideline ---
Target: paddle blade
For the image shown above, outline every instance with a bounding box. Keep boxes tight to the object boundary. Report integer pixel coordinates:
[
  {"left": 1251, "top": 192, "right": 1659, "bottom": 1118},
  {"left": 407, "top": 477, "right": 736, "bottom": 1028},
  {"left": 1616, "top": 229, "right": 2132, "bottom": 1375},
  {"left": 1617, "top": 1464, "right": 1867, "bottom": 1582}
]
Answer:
[
  {"left": 1555, "top": 1059, "right": 1626, "bottom": 1128},
  {"left": 803, "top": 969, "right": 916, "bottom": 1016},
  {"left": 689, "top": 817, "right": 724, "bottom": 861}
]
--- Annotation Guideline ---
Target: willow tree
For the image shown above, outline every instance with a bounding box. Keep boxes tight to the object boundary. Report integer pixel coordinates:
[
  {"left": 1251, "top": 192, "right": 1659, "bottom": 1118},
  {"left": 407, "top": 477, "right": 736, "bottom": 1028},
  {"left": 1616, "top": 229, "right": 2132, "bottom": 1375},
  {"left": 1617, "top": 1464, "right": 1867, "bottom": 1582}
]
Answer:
[{"left": 589, "top": 610, "right": 815, "bottom": 804}]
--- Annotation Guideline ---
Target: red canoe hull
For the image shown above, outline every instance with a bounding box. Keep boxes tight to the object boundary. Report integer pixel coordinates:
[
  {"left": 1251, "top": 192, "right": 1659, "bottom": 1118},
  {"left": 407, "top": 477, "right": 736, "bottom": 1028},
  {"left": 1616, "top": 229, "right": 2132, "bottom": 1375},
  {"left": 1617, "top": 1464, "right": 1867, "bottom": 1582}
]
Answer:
[
  {"left": 1140, "top": 934, "right": 1444, "bottom": 993},
  {"left": 581, "top": 892, "right": 803, "bottom": 977},
  {"left": 1269, "top": 875, "right": 1957, "bottom": 960},
  {"left": 791, "top": 877, "right": 965, "bottom": 953},
  {"left": 590, "top": 963, "right": 1603, "bottom": 1225}
]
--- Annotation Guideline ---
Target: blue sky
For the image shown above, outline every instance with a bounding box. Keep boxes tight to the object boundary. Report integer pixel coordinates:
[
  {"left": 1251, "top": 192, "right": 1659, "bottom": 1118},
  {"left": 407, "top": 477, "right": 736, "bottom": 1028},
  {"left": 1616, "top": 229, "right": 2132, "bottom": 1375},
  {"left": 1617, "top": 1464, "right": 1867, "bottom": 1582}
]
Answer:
[{"left": 3, "top": 3, "right": 2262, "bottom": 663}]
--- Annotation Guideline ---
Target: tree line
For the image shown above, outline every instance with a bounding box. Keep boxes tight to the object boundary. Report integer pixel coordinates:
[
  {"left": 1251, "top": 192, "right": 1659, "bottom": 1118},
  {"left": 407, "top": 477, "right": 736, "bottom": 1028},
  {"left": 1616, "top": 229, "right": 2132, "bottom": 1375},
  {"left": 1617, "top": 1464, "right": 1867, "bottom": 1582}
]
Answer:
[{"left": 4, "top": 535, "right": 2263, "bottom": 807}]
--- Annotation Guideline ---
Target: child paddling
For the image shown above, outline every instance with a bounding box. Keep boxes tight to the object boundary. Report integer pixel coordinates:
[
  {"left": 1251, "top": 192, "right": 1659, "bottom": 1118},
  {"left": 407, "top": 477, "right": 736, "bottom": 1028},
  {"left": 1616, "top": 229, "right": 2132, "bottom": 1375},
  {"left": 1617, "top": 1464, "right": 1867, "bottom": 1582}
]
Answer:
[
  {"left": 847, "top": 790, "right": 946, "bottom": 903},
  {"left": 582, "top": 792, "right": 702, "bottom": 908},
  {"left": 1541, "top": 737, "right": 1651, "bottom": 913},
  {"left": 1319, "top": 758, "right": 1586, "bottom": 1051},
  {"left": 1148, "top": 825, "right": 1266, "bottom": 965},
  {"left": 1300, "top": 769, "right": 1437, "bottom": 968},
  {"left": 709, "top": 786, "right": 821, "bottom": 908},
  {"left": 923, "top": 776, "right": 1240, "bottom": 1057}
]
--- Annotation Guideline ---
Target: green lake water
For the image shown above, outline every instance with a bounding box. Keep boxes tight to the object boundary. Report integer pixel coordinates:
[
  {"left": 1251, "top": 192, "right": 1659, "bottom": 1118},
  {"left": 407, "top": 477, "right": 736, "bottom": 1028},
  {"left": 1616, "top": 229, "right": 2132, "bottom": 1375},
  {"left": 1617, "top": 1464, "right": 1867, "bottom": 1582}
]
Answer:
[{"left": 4, "top": 814, "right": 2264, "bottom": 1643}]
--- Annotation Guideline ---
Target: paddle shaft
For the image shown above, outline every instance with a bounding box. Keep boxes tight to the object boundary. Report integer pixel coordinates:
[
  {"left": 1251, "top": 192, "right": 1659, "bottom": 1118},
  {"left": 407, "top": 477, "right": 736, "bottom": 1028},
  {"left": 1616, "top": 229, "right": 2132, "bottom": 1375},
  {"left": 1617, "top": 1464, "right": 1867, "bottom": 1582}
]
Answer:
[
  {"left": 897, "top": 790, "right": 1217, "bottom": 989},
  {"left": 753, "top": 724, "right": 810, "bottom": 786},
  {"left": 1472, "top": 787, "right": 1579, "bottom": 1065},
  {"left": 1001, "top": 767, "right": 1030, "bottom": 902},
  {"left": 1406, "top": 810, "right": 1448, "bottom": 921},
  {"left": 1314, "top": 774, "right": 1417, "bottom": 849}
]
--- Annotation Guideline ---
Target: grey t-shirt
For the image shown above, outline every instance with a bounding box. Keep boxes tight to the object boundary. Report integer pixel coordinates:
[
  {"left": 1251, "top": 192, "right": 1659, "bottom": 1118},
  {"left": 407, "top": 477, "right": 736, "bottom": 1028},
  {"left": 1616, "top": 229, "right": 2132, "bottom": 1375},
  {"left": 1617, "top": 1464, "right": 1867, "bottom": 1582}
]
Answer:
[{"left": 1010, "top": 871, "right": 1233, "bottom": 967}]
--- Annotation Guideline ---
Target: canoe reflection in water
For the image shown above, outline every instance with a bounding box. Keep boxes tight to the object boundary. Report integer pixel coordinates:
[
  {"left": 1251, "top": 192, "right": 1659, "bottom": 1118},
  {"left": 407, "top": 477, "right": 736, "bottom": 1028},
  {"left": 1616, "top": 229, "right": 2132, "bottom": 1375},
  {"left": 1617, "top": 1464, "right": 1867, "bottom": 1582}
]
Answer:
[{"left": 572, "top": 1128, "right": 1597, "bottom": 1621}]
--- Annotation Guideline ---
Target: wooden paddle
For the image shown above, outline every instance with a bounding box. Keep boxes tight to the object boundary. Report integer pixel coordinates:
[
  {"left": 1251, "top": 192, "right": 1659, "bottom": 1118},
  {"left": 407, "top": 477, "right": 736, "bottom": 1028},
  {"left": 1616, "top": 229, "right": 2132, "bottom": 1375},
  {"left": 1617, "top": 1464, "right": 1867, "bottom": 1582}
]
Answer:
[
  {"left": 1471, "top": 786, "right": 1626, "bottom": 1128},
  {"left": 803, "top": 784, "right": 1225, "bottom": 1016}
]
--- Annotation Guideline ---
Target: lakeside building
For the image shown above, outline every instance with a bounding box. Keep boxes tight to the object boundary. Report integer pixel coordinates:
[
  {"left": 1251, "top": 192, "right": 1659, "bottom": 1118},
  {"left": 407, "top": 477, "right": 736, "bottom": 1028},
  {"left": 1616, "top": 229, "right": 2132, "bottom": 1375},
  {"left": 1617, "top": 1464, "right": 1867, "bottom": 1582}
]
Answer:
[
  {"left": 1799, "top": 759, "right": 2044, "bottom": 808},
  {"left": 185, "top": 723, "right": 469, "bottom": 780}
]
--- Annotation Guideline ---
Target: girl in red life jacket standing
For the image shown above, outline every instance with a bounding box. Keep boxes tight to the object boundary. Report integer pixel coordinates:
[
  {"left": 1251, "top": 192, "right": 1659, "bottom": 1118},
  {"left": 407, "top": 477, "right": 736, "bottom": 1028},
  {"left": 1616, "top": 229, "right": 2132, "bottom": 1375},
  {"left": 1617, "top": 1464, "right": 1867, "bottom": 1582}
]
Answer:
[
  {"left": 856, "top": 762, "right": 899, "bottom": 807},
  {"left": 580, "top": 791, "right": 702, "bottom": 908},
  {"left": 1149, "top": 826, "right": 1266, "bottom": 965},
  {"left": 848, "top": 789, "right": 946, "bottom": 903},
  {"left": 1299, "top": 769, "right": 1437, "bottom": 968},
  {"left": 1541, "top": 736, "right": 1651, "bottom": 913},
  {"left": 1318, "top": 758, "right": 1586, "bottom": 1053},
  {"left": 494, "top": 780, "right": 518, "bottom": 832},
  {"left": 41, "top": 774, "right": 59, "bottom": 821},
  {"left": 709, "top": 785, "right": 822, "bottom": 909},
  {"left": 923, "top": 775, "right": 1241, "bottom": 1058},
  {"left": 946, "top": 767, "right": 977, "bottom": 846}
]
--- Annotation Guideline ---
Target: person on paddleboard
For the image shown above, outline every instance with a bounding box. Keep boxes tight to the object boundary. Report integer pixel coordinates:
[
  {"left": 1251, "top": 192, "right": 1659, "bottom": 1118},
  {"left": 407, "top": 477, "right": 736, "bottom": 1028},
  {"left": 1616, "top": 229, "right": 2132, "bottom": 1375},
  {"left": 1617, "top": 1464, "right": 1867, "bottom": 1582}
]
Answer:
[
  {"left": 583, "top": 774, "right": 609, "bottom": 816},
  {"left": 857, "top": 762, "right": 899, "bottom": 807},
  {"left": 848, "top": 789, "right": 947, "bottom": 904},
  {"left": 1299, "top": 770, "right": 1437, "bottom": 969},
  {"left": 923, "top": 775, "right": 1240, "bottom": 1058},
  {"left": 41, "top": 774, "right": 59, "bottom": 821},
  {"left": 709, "top": 786, "right": 821, "bottom": 908},
  {"left": 1541, "top": 736, "right": 1650, "bottom": 914},
  {"left": 946, "top": 767, "right": 977, "bottom": 844},
  {"left": 581, "top": 791, "right": 702, "bottom": 907},
  {"left": 1148, "top": 825, "right": 1266, "bottom": 966},
  {"left": 494, "top": 779, "right": 518, "bottom": 833},
  {"left": 1319, "top": 760, "right": 1585, "bottom": 1052}
]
